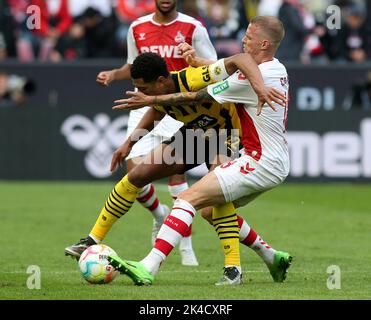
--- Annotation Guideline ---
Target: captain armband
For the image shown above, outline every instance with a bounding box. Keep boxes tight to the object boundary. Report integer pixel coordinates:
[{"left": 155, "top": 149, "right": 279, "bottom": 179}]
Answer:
[{"left": 209, "top": 59, "right": 229, "bottom": 82}]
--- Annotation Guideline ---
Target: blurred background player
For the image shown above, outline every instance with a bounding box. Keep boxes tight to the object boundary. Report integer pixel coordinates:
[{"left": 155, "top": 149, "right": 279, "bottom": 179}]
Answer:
[{"left": 65, "top": 0, "right": 217, "bottom": 266}]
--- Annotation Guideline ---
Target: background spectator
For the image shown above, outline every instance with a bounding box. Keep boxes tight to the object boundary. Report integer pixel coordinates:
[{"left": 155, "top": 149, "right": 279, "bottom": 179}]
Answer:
[
  {"left": 68, "top": 0, "right": 113, "bottom": 19},
  {"left": 198, "top": 0, "right": 248, "bottom": 57},
  {"left": 114, "top": 0, "right": 155, "bottom": 57},
  {"left": 257, "top": 0, "right": 282, "bottom": 17},
  {"left": 276, "top": 0, "right": 313, "bottom": 62},
  {"left": 0, "top": 0, "right": 371, "bottom": 64},
  {"left": 51, "top": 1, "right": 116, "bottom": 61},
  {"left": 179, "top": 0, "right": 207, "bottom": 26},
  {"left": 16, "top": 0, "right": 72, "bottom": 62},
  {"left": 0, "top": 0, "right": 17, "bottom": 60},
  {"left": 336, "top": 4, "right": 368, "bottom": 63},
  {"left": 0, "top": 71, "right": 36, "bottom": 107}
]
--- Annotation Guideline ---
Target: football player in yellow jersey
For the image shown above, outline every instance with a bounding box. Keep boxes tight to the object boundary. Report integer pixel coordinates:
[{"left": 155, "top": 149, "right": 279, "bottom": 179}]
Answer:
[
  {"left": 65, "top": 51, "right": 285, "bottom": 284},
  {"left": 108, "top": 52, "right": 287, "bottom": 285}
]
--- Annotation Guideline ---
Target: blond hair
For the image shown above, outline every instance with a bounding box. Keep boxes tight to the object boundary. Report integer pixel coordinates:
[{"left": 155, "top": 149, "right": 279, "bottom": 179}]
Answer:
[{"left": 250, "top": 16, "right": 285, "bottom": 49}]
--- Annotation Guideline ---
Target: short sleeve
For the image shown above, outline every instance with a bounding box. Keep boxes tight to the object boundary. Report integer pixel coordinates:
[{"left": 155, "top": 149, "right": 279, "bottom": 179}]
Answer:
[
  {"left": 207, "top": 72, "right": 258, "bottom": 106},
  {"left": 126, "top": 24, "right": 139, "bottom": 64},
  {"left": 192, "top": 24, "right": 218, "bottom": 60}
]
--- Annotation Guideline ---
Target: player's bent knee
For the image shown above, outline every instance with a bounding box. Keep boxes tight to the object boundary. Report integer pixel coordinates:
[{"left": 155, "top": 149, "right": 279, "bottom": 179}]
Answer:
[
  {"left": 127, "top": 167, "right": 149, "bottom": 189},
  {"left": 126, "top": 157, "right": 142, "bottom": 172},
  {"left": 178, "top": 189, "right": 209, "bottom": 211}
]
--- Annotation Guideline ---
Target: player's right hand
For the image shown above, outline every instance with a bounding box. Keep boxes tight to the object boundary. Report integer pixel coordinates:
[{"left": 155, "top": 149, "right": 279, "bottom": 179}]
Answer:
[
  {"left": 96, "top": 70, "right": 115, "bottom": 86},
  {"left": 178, "top": 43, "right": 197, "bottom": 66},
  {"left": 110, "top": 142, "right": 131, "bottom": 173},
  {"left": 113, "top": 91, "right": 153, "bottom": 110}
]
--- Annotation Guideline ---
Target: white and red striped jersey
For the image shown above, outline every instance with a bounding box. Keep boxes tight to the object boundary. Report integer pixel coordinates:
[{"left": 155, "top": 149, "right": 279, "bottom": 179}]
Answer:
[
  {"left": 126, "top": 12, "right": 217, "bottom": 71},
  {"left": 207, "top": 58, "right": 290, "bottom": 176}
]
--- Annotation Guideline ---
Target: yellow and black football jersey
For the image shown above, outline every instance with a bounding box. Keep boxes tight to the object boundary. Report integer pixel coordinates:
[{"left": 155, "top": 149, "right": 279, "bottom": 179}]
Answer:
[{"left": 153, "top": 64, "right": 242, "bottom": 138}]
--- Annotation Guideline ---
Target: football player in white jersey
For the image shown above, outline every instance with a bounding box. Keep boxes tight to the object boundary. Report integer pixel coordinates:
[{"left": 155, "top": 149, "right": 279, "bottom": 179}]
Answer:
[
  {"left": 65, "top": 0, "right": 217, "bottom": 266},
  {"left": 108, "top": 16, "right": 293, "bottom": 286}
]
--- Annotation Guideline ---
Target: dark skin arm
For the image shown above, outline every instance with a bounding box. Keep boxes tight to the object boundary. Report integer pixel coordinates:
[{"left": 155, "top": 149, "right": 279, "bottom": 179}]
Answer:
[
  {"left": 96, "top": 64, "right": 131, "bottom": 86},
  {"left": 110, "top": 107, "right": 165, "bottom": 172},
  {"left": 113, "top": 89, "right": 209, "bottom": 111},
  {"left": 113, "top": 56, "right": 286, "bottom": 114}
]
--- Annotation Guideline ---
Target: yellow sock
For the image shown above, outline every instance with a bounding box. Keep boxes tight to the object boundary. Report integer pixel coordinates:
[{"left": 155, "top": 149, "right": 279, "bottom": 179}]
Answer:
[
  {"left": 212, "top": 203, "right": 241, "bottom": 267},
  {"left": 90, "top": 175, "right": 139, "bottom": 241}
]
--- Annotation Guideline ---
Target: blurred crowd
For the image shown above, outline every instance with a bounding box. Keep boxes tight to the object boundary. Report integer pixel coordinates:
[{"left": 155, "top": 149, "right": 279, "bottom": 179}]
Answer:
[{"left": 0, "top": 0, "right": 371, "bottom": 64}]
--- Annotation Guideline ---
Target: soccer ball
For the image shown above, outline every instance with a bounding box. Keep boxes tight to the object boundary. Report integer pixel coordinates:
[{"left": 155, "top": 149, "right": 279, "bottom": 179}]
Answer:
[{"left": 78, "top": 244, "right": 119, "bottom": 284}]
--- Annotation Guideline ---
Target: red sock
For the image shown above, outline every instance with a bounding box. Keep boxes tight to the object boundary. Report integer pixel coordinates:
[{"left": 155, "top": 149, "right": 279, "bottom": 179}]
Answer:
[
  {"left": 154, "top": 199, "right": 195, "bottom": 256},
  {"left": 137, "top": 184, "right": 164, "bottom": 220}
]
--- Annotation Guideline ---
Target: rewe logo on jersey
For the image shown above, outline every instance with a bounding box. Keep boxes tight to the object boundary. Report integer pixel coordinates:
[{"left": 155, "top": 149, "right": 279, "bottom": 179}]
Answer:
[
  {"left": 61, "top": 114, "right": 128, "bottom": 178},
  {"left": 140, "top": 45, "right": 182, "bottom": 58}
]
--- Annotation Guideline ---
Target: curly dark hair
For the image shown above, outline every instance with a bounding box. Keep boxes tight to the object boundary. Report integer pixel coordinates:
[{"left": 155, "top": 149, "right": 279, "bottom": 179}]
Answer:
[{"left": 131, "top": 52, "right": 170, "bottom": 82}]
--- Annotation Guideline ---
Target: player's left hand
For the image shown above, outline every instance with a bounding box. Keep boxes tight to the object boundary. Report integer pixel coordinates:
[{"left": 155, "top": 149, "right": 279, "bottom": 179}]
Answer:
[
  {"left": 110, "top": 141, "right": 132, "bottom": 172},
  {"left": 256, "top": 87, "right": 287, "bottom": 116},
  {"left": 113, "top": 91, "right": 154, "bottom": 110}
]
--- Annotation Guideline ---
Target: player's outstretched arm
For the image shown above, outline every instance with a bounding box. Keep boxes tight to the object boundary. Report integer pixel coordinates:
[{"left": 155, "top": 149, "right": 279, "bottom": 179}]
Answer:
[
  {"left": 223, "top": 53, "right": 286, "bottom": 114},
  {"left": 113, "top": 89, "right": 213, "bottom": 110},
  {"left": 96, "top": 64, "right": 131, "bottom": 86}
]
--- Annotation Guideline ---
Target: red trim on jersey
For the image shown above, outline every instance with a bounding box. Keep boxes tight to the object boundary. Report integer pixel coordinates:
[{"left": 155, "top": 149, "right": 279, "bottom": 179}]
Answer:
[
  {"left": 154, "top": 238, "right": 174, "bottom": 256},
  {"left": 236, "top": 104, "right": 262, "bottom": 161},
  {"left": 163, "top": 215, "right": 190, "bottom": 236}
]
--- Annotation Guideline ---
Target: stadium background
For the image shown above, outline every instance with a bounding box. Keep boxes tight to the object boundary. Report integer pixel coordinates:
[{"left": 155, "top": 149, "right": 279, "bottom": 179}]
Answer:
[{"left": 0, "top": 0, "right": 371, "bottom": 301}]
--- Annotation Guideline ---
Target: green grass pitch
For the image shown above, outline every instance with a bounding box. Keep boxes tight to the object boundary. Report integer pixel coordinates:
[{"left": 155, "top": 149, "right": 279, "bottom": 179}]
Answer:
[{"left": 1, "top": 181, "right": 370, "bottom": 300}]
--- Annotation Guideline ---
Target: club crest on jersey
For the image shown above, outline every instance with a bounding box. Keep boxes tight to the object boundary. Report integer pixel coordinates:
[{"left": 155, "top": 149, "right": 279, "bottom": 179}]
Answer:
[
  {"left": 174, "top": 31, "right": 185, "bottom": 43},
  {"left": 138, "top": 33, "right": 146, "bottom": 40}
]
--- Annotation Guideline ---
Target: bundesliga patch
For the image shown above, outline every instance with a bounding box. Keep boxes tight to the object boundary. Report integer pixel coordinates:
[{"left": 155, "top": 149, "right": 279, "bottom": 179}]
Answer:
[{"left": 212, "top": 81, "right": 229, "bottom": 94}]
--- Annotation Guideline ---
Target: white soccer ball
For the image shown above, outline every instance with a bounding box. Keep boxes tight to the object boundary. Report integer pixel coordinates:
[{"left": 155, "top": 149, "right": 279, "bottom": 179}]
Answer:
[{"left": 78, "top": 244, "right": 119, "bottom": 284}]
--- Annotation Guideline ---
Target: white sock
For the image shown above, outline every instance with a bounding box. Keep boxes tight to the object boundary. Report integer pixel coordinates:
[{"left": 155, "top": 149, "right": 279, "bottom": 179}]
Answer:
[
  {"left": 140, "top": 248, "right": 166, "bottom": 276},
  {"left": 225, "top": 265, "right": 242, "bottom": 273},
  {"left": 168, "top": 182, "right": 194, "bottom": 251},
  {"left": 238, "top": 215, "right": 276, "bottom": 266},
  {"left": 88, "top": 234, "right": 101, "bottom": 244},
  {"left": 250, "top": 236, "right": 276, "bottom": 266},
  {"left": 168, "top": 181, "right": 189, "bottom": 200},
  {"left": 179, "top": 235, "right": 193, "bottom": 251}
]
